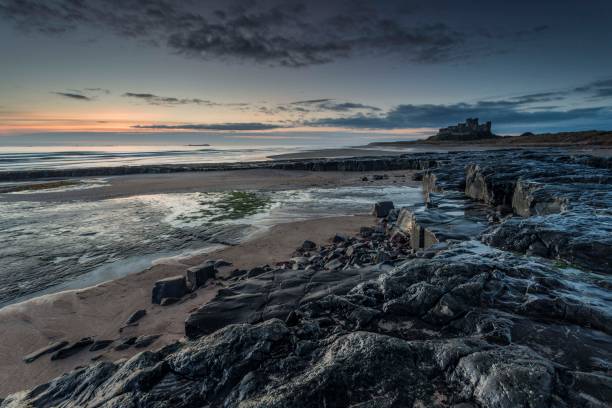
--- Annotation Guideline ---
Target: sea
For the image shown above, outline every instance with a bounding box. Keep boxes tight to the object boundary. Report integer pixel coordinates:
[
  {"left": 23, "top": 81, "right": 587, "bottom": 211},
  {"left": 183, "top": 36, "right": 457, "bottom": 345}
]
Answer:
[{"left": 0, "top": 141, "right": 422, "bottom": 307}]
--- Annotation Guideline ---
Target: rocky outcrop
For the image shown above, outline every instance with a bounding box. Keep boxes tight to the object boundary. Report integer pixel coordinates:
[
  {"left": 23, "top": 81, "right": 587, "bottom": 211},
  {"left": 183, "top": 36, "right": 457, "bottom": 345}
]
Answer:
[
  {"left": 151, "top": 276, "right": 189, "bottom": 305},
  {"left": 6, "top": 241, "right": 611, "bottom": 407},
  {"left": 0, "top": 155, "right": 440, "bottom": 182}
]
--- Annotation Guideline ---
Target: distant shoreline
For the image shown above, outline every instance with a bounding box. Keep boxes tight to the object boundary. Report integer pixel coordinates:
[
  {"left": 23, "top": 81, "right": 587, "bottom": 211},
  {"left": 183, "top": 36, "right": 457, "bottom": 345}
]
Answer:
[{"left": 366, "top": 129, "right": 612, "bottom": 148}]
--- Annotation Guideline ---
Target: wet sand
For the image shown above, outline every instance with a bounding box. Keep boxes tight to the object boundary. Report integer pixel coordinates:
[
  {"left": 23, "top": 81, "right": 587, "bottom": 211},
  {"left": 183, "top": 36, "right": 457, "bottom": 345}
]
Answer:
[
  {"left": 0, "top": 214, "right": 375, "bottom": 397},
  {"left": 0, "top": 168, "right": 419, "bottom": 202}
]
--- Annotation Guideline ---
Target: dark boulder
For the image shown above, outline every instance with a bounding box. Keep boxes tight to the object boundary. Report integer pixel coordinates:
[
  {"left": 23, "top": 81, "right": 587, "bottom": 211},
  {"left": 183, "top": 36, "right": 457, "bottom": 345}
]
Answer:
[
  {"left": 50, "top": 337, "right": 94, "bottom": 360},
  {"left": 372, "top": 201, "right": 395, "bottom": 218},
  {"left": 186, "top": 262, "right": 217, "bottom": 290},
  {"left": 152, "top": 275, "right": 188, "bottom": 304}
]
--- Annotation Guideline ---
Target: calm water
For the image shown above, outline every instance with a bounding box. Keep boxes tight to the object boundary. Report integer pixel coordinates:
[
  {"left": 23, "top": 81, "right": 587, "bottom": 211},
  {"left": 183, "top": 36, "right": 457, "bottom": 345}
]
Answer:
[
  {"left": 0, "top": 185, "right": 423, "bottom": 307},
  {"left": 0, "top": 145, "right": 312, "bottom": 171}
]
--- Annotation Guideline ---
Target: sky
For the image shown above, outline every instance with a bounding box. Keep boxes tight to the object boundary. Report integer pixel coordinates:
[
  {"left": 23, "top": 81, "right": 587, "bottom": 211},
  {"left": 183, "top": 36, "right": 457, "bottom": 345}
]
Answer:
[{"left": 1, "top": 0, "right": 612, "bottom": 143}]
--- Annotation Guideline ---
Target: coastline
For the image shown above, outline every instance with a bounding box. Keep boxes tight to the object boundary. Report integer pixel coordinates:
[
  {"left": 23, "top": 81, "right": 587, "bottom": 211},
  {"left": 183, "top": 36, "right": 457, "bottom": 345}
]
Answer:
[{"left": 0, "top": 214, "right": 376, "bottom": 397}]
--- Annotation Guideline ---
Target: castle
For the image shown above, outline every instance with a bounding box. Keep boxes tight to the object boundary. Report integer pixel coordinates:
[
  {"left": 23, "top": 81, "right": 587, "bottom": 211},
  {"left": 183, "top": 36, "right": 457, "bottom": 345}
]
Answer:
[{"left": 428, "top": 118, "right": 495, "bottom": 141}]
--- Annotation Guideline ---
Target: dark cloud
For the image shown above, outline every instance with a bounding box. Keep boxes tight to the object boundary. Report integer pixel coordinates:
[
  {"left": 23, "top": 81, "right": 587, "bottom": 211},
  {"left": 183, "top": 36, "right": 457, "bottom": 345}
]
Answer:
[
  {"left": 85, "top": 88, "right": 110, "bottom": 94},
  {"left": 574, "top": 79, "right": 612, "bottom": 99},
  {"left": 122, "top": 92, "right": 217, "bottom": 106},
  {"left": 132, "top": 122, "right": 286, "bottom": 131},
  {"left": 0, "top": 0, "right": 550, "bottom": 67},
  {"left": 52, "top": 92, "right": 92, "bottom": 101},
  {"left": 290, "top": 99, "right": 334, "bottom": 105},
  {"left": 307, "top": 96, "right": 611, "bottom": 130}
]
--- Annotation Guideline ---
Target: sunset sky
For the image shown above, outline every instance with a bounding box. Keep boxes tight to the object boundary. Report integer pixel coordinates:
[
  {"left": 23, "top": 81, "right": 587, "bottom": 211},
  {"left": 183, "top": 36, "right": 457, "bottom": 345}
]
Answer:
[{"left": 1, "top": 0, "right": 612, "bottom": 142}]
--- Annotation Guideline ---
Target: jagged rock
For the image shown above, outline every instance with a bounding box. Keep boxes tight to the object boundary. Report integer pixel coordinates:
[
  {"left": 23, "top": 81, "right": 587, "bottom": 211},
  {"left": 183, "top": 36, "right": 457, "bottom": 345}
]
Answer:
[
  {"left": 152, "top": 275, "right": 188, "bottom": 304},
  {"left": 452, "top": 345, "right": 554, "bottom": 407},
  {"left": 23, "top": 341, "right": 69, "bottom": 363},
  {"left": 186, "top": 262, "right": 216, "bottom": 290},
  {"left": 5, "top": 240, "right": 612, "bottom": 407},
  {"left": 372, "top": 201, "right": 395, "bottom": 218},
  {"left": 50, "top": 337, "right": 94, "bottom": 360}
]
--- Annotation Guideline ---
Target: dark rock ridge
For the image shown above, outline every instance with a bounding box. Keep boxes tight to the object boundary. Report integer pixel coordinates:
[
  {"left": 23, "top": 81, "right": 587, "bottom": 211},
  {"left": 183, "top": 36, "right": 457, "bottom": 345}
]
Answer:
[
  {"left": 0, "top": 155, "right": 439, "bottom": 182},
  {"left": 4, "top": 149, "right": 611, "bottom": 407}
]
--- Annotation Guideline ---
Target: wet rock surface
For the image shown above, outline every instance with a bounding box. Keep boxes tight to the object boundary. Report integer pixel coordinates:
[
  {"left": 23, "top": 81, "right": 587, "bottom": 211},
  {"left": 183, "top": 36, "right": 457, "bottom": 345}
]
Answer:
[{"left": 6, "top": 149, "right": 612, "bottom": 407}]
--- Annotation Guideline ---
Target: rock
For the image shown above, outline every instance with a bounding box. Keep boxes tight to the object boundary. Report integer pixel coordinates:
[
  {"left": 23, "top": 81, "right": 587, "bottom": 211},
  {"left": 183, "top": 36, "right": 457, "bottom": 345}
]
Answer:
[
  {"left": 133, "top": 335, "right": 161, "bottom": 348},
  {"left": 214, "top": 259, "right": 232, "bottom": 268},
  {"left": 186, "top": 262, "right": 216, "bottom": 290},
  {"left": 114, "top": 337, "right": 137, "bottom": 351},
  {"left": 324, "top": 259, "right": 344, "bottom": 270},
  {"left": 359, "top": 226, "right": 374, "bottom": 237},
  {"left": 372, "top": 200, "right": 395, "bottom": 218},
  {"left": 125, "top": 309, "right": 146, "bottom": 325},
  {"left": 159, "top": 297, "right": 181, "bottom": 306},
  {"left": 50, "top": 337, "right": 94, "bottom": 360},
  {"left": 332, "top": 233, "right": 348, "bottom": 243},
  {"left": 89, "top": 340, "right": 114, "bottom": 352},
  {"left": 152, "top": 275, "right": 188, "bottom": 304},
  {"left": 23, "top": 341, "right": 69, "bottom": 363},
  {"left": 300, "top": 240, "right": 317, "bottom": 251},
  {"left": 452, "top": 345, "right": 554, "bottom": 407},
  {"left": 247, "top": 266, "right": 266, "bottom": 278}
]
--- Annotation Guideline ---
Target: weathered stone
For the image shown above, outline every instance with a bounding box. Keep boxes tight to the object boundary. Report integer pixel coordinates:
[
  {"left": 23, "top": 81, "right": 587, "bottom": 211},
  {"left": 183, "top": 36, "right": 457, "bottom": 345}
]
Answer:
[
  {"left": 152, "top": 275, "right": 188, "bottom": 304},
  {"left": 50, "top": 337, "right": 94, "bottom": 360},
  {"left": 134, "top": 334, "right": 161, "bottom": 348},
  {"left": 23, "top": 341, "right": 69, "bottom": 363},
  {"left": 89, "top": 340, "right": 114, "bottom": 352},
  {"left": 114, "top": 337, "right": 137, "bottom": 351},
  {"left": 300, "top": 240, "right": 317, "bottom": 251},
  {"left": 186, "top": 262, "right": 216, "bottom": 290},
  {"left": 214, "top": 259, "right": 232, "bottom": 268},
  {"left": 159, "top": 297, "right": 181, "bottom": 306},
  {"left": 372, "top": 200, "right": 395, "bottom": 218},
  {"left": 125, "top": 309, "right": 146, "bottom": 325}
]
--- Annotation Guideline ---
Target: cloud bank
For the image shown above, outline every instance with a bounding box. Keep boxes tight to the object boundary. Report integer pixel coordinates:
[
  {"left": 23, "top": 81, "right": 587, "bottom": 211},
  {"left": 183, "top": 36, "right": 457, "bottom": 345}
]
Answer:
[{"left": 0, "top": 0, "right": 548, "bottom": 67}]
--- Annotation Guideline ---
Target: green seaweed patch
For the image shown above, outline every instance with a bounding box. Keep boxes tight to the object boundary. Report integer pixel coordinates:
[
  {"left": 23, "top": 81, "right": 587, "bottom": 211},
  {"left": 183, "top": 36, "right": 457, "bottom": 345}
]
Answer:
[
  {"left": 552, "top": 259, "right": 580, "bottom": 270},
  {"left": 191, "top": 191, "right": 272, "bottom": 222},
  {"left": 0, "top": 180, "right": 81, "bottom": 193}
]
